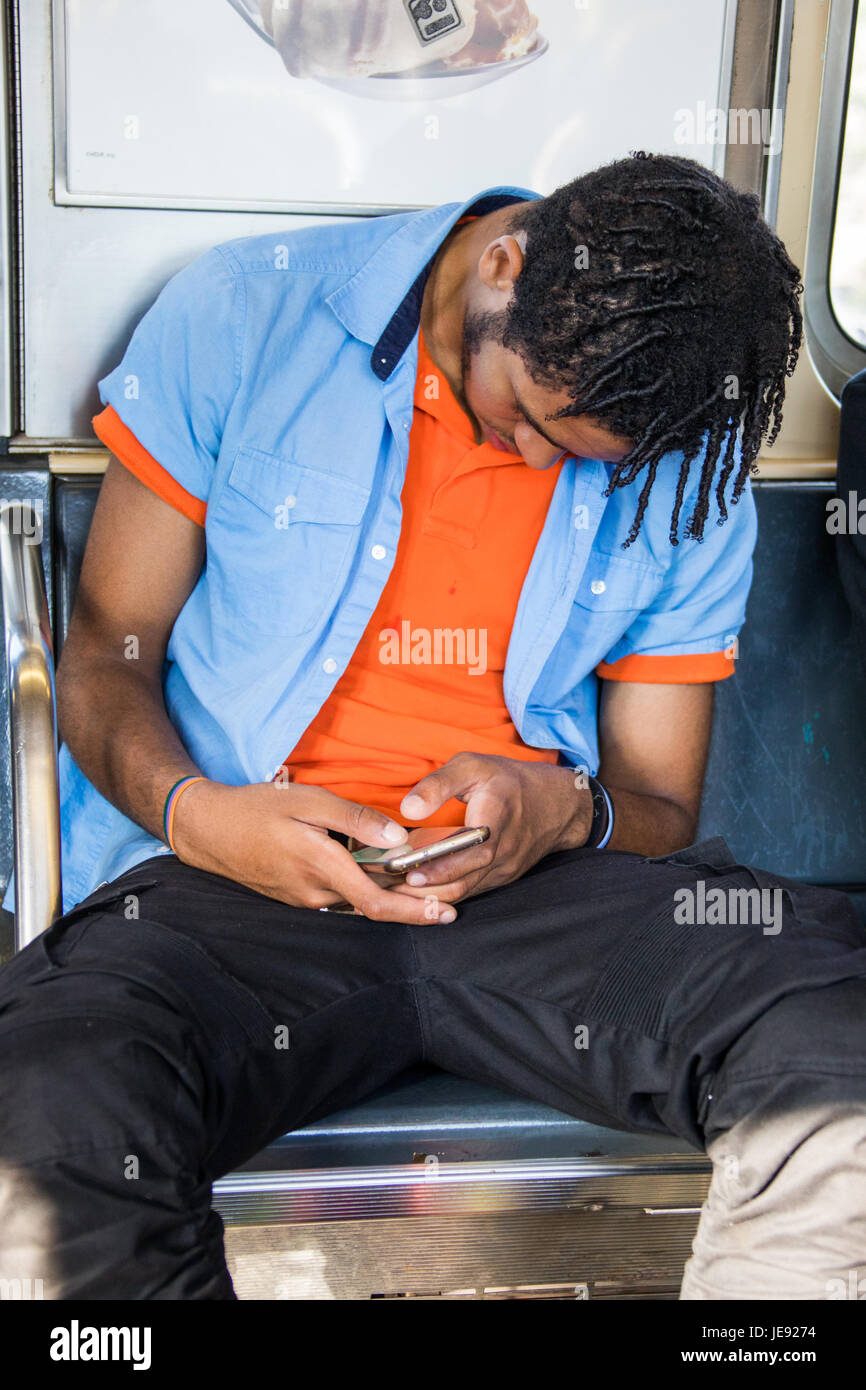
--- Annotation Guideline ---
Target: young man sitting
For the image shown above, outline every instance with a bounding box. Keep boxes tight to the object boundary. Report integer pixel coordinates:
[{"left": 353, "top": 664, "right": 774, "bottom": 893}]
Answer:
[{"left": 1, "top": 153, "right": 864, "bottom": 1301}]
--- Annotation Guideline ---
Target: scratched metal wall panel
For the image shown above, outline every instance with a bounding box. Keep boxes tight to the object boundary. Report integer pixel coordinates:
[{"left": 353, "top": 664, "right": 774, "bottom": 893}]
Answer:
[
  {"left": 698, "top": 481, "right": 866, "bottom": 883},
  {"left": 222, "top": 1207, "right": 706, "bottom": 1300}
]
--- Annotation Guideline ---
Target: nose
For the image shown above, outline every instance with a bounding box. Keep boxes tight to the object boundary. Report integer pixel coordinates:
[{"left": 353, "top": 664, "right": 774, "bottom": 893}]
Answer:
[{"left": 513, "top": 419, "right": 568, "bottom": 469}]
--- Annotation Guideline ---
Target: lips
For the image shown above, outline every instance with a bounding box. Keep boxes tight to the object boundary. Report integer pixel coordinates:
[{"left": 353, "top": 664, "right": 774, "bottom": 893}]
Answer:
[{"left": 483, "top": 424, "right": 513, "bottom": 451}]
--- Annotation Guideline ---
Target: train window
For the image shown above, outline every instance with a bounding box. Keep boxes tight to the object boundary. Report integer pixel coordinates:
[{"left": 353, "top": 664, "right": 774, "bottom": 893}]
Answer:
[
  {"left": 830, "top": 3, "right": 866, "bottom": 349},
  {"left": 805, "top": 0, "right": 866, "bottom": 397}
]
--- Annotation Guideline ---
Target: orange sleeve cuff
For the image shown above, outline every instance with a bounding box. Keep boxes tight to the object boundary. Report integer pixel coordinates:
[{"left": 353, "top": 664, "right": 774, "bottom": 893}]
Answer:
[
  {"left": 91, "top": 405, "right": 207, "bottom": 527},
  {"left": 596, "top": 651, "right": 736, "bottom": 684}
]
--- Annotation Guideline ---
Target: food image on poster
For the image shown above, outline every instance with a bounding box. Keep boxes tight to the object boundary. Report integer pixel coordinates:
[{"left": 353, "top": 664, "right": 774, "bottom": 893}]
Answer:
[{"left": 245, "top": 0, "right": 545, "bottom": 92}]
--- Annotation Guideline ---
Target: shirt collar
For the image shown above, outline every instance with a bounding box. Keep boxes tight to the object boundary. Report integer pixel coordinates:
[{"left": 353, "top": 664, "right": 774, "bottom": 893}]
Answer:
[
  {"left": 325, "top": 185, "right": 540, "bottom": 381},
  {"left": 415, "top": 325, "right": 536, "bottom": 476}
]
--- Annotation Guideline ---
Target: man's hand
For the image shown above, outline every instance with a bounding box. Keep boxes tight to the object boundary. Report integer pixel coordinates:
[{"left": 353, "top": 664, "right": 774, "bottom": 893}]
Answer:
[
  {"left": 395, "top": 753, "right": 593, "bottom": 904},
  {"left": 171, "top": 779, "right": 456, "bottom": 925}
]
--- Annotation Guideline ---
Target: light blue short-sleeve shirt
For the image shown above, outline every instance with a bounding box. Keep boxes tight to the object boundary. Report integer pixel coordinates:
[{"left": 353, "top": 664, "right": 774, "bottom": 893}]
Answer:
[{"left": 5, "top": 186, "right": 757, "bottom": 915}]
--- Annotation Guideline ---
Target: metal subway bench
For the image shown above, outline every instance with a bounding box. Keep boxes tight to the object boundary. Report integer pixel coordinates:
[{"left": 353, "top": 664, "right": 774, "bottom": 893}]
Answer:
[{"left": 1, "top": 466, "right": 865, "bottom": 1300}]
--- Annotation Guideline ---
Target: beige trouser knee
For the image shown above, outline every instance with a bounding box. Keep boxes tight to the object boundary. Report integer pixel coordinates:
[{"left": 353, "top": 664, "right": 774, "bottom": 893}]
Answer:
[{"left": 681, "top": 1101, "right": 866, "bottom": 1300}]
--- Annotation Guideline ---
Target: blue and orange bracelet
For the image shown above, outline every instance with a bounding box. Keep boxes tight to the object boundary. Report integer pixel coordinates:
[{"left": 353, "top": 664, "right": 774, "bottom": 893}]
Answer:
[{"left": 162, "top": 775, "right": 206, "bottom": 853}]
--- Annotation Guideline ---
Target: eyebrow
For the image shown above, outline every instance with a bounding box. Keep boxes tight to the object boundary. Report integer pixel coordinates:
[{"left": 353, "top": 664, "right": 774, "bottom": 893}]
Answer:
[
  {"left": 513, "top": 394, "right": 573, "bottom": 454},
  {"left": 515, "top": 394, "right": 633, "bottom": 464}
]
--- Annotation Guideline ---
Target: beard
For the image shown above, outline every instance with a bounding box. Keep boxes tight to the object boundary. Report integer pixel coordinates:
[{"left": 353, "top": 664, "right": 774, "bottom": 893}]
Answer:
[
  {"left": 459, "top": 306, "right": 511, "bottom": 405},
  {"left": 460, "top": 306, "right": 509, "bottom": 362},
  {"left": 455, "top": 307, "right": 510, "bottom": 441}
]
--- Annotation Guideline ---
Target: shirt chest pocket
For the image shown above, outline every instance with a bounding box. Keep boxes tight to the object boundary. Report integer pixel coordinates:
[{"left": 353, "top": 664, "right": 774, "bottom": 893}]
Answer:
[
  {"left": 572, "top": 553, "right": 666, "bottom": 655},
  {"left": 209, "top": 446, "right": 370, "bottom": 637}
]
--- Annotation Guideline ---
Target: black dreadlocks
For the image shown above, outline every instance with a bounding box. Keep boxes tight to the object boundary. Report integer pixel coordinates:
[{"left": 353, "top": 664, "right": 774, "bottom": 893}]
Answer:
[{"left": 500, "top": 153, "right": 803, "bottom": 546}]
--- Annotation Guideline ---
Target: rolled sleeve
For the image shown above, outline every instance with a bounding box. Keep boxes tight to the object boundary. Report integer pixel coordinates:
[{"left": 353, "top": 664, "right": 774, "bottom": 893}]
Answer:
[
  {"left": 91, "top": 246, "right": 243, "bottom": 515},
  {"left": 597, "top": 474, "right": 758, "bottom": 685}
]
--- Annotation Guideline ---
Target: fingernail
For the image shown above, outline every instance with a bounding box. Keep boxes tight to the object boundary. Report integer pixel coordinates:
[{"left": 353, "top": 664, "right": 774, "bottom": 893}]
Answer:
[
  {"left": 406, "top": 872, "right": 426, "bottom": 886},
  {"left": 401, "top": 794, "right": 425, "bottom": 819},
  {"left": 439, "top": 907, "right": 457, "bottom": 924},
  {"left": 382, "top": 821, "right": 408, "bottom": 844}
]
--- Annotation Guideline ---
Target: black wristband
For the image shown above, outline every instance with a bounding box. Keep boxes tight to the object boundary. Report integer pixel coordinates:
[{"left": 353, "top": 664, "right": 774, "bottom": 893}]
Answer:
[{"left": 584, "top": 775, "right": 613, "bottom": 849}]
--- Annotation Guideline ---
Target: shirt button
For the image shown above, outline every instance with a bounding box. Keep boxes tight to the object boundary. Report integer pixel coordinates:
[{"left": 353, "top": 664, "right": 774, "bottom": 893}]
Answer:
[
  {"left": 590, "top": 579, "right": 607, "bottom": 595},
  {"left": 322, "top": 657, "right": 338, "bottom": 675},
  {"left": 371, "top": 544, "right": 386, "bottom": 560},
  {"left": 284, "top": 494, "right": 297, "bottom": 509}
]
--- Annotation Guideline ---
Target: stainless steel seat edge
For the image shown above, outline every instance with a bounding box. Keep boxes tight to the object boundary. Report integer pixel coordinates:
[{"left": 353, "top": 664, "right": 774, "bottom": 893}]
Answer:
[{"left": 0, "top": 500, "right": 61, "bottom": 949}]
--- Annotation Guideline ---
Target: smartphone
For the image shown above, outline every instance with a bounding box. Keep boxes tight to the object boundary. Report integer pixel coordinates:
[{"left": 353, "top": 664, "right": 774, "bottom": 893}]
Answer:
[{"left": 351, "top": 825, "right": 490, "bottom": 875}]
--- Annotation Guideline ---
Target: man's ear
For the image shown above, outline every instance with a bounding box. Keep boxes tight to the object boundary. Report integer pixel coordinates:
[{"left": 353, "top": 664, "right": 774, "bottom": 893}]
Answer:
[{"left": 479, "top": 232, "right": 526, "bottom": 293}]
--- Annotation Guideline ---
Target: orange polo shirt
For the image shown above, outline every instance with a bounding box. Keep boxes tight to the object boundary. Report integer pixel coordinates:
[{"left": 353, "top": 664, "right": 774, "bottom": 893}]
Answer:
[
  {"left": 92, "top": 328, "right": 563, "bottom": 828},
  {"left": 278, "top": 328, "right": 563, "bottom": 825}
]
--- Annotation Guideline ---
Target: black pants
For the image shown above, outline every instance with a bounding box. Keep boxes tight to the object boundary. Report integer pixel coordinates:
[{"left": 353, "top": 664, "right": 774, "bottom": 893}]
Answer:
[{"left": 1, "top": 837, "right": 865, "bottom": 1299}]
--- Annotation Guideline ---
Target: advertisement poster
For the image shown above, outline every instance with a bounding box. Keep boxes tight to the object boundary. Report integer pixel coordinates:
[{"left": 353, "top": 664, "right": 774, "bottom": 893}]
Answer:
[{"left": 58, "top": 0, "right": 730, "bottom": 211}]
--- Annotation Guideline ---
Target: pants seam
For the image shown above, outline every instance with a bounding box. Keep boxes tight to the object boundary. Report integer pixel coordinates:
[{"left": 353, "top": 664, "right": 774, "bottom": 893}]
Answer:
[
  {"left": 716, "top": 1062, "right": 866, "bottom": 1085},
  {"left": 2, "top": 1133, "right": 199, "bottom": 1170},
  {"left": 404, "top": 927, "right": 430, "bottom": 1062},
  {"left": 412, "top": 971, "right": 666, "bottom": 1035},
  {"left": 0, "top": 976, "right": 417, "bottom": 1040}
]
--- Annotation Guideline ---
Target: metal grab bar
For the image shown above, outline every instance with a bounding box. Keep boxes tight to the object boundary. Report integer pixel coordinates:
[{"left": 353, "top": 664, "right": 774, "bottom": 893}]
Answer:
[{"left": 0, "top": 501, "right": 61, "bottom": 949}]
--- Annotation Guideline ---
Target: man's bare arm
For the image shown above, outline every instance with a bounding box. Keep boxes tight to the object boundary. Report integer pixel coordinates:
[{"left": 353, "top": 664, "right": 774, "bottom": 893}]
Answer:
[
  {"left": 56, "top": 457, "right": 206, "bottom": 840},
  {"left": 55, "top": 459, "right": 440, "bottom": 923},
  {"left": 596, "top": 678, "right": 715, "bottom": 855}
]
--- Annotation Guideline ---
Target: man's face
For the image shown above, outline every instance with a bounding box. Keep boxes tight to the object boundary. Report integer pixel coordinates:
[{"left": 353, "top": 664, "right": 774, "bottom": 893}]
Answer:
[{"left": 460, "top": 310, "right": 634, "bottom": 472}]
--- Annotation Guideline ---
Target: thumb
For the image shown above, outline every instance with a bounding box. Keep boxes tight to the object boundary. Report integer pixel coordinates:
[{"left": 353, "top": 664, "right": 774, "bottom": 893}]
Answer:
[{"left": 400, "top": 755, "right": 477, "bottom": 822}]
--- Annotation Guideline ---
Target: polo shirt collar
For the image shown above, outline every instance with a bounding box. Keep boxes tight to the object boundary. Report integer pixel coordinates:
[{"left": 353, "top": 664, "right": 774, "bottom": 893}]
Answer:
[{"left": 325, "top": 185, "right": 540, "bottom": 381}]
